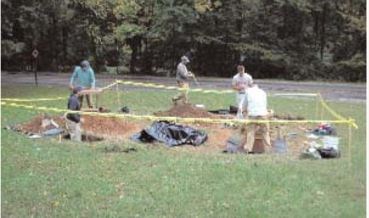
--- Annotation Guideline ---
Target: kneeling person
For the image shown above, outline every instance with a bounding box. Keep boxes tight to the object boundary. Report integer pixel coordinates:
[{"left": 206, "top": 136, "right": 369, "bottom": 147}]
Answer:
[
  {"left": 66, "top": 87, "right": 83, "bottom": 141},
  {"left": 242, "top": 83, "right": 271, "bottom": 153}
]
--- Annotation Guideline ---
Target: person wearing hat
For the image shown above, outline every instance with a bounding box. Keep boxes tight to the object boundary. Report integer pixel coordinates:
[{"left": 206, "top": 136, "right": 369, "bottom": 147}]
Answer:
[
  {"left": 172, "top": 55, "right": 193, "bottom": 105},
  {"left": 65, "top": 86, "right": 83, "bottom": 141},
  {"left": 69, "top": 60, "right": 96, "bottom": 108},
  {"left": 232, "top": 64, "right": 253, "bottom": 118}
]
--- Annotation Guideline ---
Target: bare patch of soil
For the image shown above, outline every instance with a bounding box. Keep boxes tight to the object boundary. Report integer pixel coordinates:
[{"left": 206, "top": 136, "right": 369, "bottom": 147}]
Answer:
[
  {"left": 17, "top": 109, "right": 315, "bottom": 158},
  {"left": 81, "top": 115, "right": 146, "bottom": 140},
  {"left": 18, "top": 114, "right": 66, "bottom": 133}
]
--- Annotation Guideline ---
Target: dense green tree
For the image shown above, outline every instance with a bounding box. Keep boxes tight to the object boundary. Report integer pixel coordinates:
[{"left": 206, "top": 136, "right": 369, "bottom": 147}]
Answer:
[{"left": 1, "top": 0, "right": 366, "bottom": 81}]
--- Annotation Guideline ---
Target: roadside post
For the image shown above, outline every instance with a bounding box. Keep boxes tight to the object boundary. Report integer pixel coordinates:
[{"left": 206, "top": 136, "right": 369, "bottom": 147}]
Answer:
[{"left": 32, "top": 49, "right": 39, "bottom": 86}]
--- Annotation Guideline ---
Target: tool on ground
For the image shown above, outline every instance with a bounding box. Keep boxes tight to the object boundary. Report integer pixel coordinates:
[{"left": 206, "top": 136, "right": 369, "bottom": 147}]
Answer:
[{"left": 272, "top": 126, "right": 287, "bottom": 154}]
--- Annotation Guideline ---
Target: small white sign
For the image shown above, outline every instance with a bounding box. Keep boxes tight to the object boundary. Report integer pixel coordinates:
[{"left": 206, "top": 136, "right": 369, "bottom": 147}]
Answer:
[{"left": 32, "top": 49, "right": 39, "bottom": 58}]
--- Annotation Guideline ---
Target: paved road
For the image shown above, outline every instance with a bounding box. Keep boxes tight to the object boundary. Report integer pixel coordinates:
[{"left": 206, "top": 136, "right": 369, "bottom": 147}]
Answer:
[{"left": 2, "top": 72, "right": 366, "bottom": 103}]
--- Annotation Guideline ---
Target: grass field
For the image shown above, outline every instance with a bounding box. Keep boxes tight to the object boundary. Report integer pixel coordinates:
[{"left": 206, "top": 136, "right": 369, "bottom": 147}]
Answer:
[{"left": 1, "top": 84, "right": 366, "bottom": 217}]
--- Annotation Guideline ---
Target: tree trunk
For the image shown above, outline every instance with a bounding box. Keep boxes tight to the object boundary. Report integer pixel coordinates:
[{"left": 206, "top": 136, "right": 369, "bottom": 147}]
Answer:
[
  {"left": 320, "top": 3, "right": 327, "bottom": 60},
  {"left": 62, "top": 25, "right": 68, "bottom": 69}
]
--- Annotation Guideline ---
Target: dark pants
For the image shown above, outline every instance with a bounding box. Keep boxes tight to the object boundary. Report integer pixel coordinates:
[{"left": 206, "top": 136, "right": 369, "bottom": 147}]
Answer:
[{"left": 78, "top": 94, "right": 93, "bottom": 108}]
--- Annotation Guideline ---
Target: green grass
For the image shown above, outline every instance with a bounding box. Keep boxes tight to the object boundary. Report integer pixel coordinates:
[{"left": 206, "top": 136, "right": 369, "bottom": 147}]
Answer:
[{"left": 1, "top": 84, "right": 366, "bottom": 217}]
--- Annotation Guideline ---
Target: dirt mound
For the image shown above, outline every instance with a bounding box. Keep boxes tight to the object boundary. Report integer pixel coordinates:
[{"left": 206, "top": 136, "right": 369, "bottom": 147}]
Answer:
[
  {"left": 17, "top": 114, "right": 145, "bottom": 140},
  {"left": 154, "top": 103, "right": 217, "bottom": 118},
  {"left": 81, "top": 115, "right": 145, "bottom": 139},
  {"left": 19, "top": 114, "right": 65, "bottom": 133}
]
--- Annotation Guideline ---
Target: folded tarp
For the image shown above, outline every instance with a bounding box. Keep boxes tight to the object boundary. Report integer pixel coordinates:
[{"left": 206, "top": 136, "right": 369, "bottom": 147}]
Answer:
[{"left": 132, "top": 121, "right": 207, "bottom": 147}]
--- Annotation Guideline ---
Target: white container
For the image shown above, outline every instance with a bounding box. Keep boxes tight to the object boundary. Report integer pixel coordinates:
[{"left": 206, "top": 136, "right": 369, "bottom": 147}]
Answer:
[
  {"left": 322, "top": 136, "right": 339, "bottom": 150},
  {"left": 195, "top": 104, "right": 205, "bottom": 109}
]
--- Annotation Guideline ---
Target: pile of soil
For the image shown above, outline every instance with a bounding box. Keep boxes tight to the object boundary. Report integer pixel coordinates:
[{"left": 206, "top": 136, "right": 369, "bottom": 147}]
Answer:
[
  {"left": 17, "top": 114, "right": 145, "bottom": 140},
  {"left": 154, "top": 103, "right": 217, "bottom": 118},
  {"left": 81, "top": 115, "right": 145, "bottom": 139},
  {"left": 18, "top": 114, "right": 66, "bottom": 133}
]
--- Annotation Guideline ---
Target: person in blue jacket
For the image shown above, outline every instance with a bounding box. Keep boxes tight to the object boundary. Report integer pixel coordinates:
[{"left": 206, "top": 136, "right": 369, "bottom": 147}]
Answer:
[{"left": 69, "top": 60, "right": 96, "bottom": 108}]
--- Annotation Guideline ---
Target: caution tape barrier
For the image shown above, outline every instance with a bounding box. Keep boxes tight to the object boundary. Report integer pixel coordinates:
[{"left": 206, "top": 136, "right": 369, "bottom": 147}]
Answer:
[
  {"left": 317, "top": 93, "right": 347, "bottom": 121},
  {"left": 1, "top": 97, "right": 67, "bottom": 102},
  {"left": 0, "top": 80, "right": 357, "bottom": 128},
  {"left": 1, "top": 82, "right": 118, "bottom": 102},
  {"left": 116, "top": 80, "right": 234, "bottom": 94},
  {"left": 1, "top": 101, "right": 357, "bottom": 128}
]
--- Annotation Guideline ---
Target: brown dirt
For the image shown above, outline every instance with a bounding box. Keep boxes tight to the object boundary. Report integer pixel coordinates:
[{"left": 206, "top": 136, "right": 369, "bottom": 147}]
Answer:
[
  {"left": 18, "top": 114, "right": 66, "bottom": 133},
  {"left": 81, "top": 115, "right": 146, "bottom": 139},
  {"left": 154, "top": 103, "right": 217, "bottom": 118},
  {"left": 18, "top": 111, "right": 314, "bottom": 158}
]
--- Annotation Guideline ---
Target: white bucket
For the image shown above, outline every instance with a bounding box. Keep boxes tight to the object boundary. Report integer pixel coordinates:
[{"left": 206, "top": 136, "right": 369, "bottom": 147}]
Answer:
[{"left": 322, "top": 136, "right": 339, "bottom": 150}]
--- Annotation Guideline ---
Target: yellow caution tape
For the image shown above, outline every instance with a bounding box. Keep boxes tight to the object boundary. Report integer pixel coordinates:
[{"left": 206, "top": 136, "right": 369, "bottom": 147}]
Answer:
[
  {"left": 1, "top": 97, "right": 66, "bottom": 102},
  {"left": 116, "top": 80, "right": 234, "bottom": 94},
  {"left": 117, "top": 80, "right": 322, "bottom": 96},
  {"left": 1, "top": 101, "right": 358, "bottom": 128},
  {"left": 317, "top": 93, "right": 347, "bottom": 121},
  {"left": 348, "top": 118, "right": 358, "bottom": 129},
  {"left": 1, "top": 82, "right": 118, "bottom": 102},
  {"left": 101, "top": 82, "right": 118, "bottom": 90},
  {"left": 1, "top": 80, "right": 356, "bottom": 128},
  {"left": 1, "top": 80, "right": 318, "bottom": 102}
]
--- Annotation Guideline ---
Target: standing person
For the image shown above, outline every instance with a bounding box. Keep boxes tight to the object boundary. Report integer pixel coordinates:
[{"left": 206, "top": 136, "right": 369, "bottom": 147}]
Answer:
[
  {"left": 232, "top": 65, "right": 253, "bottom": 119},
  {"left": 69, "top": 60, "right": 96, "bottom": 108},
  {"left": 241, "top": 83, "right": 271, "bottom": 153},
  {"left": 172, "top": 55, "right": 193, "bottom": 105},
  {"left": 66, "top": 87, "right": 83, "bottom": 141}
]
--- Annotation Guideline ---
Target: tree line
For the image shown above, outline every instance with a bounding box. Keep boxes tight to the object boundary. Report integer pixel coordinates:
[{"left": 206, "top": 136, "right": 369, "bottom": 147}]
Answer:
[{"left": 1, "top": 0, "right": 366, "bottom": 81}]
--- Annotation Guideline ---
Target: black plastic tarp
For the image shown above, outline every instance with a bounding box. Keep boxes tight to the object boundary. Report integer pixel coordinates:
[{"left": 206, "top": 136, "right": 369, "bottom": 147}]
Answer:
[
  {"left": 208, "top": 105, "right": 238, "bottom": 115},
  {"left": 132, "top": 121, "right": 208, "bottom": 147}
]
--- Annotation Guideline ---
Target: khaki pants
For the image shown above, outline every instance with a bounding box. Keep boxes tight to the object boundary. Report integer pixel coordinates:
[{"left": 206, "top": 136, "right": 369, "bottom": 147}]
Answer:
[
  {"left": 172, "top": 82, "right": 189, "bottom": 105},
  {"left": 78, "top": 94, "right": 93, "bottom": 108},
  {"left": 243, "top": 116, "right": 271, "bottom": 152},
  {"left": 66, "top": 119, "right": 81, "bottom": 142}
]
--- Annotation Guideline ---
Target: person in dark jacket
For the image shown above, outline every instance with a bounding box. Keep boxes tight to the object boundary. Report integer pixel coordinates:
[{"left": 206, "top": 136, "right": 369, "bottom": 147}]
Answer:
[{"left": 66, "top": 86, "right": 83, "bottom": 141}]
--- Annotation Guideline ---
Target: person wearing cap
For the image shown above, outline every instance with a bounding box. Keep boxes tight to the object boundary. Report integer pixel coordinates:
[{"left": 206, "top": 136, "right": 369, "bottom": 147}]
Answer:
[
  {"left": 172, "top": 55, "right": 193, "bottom": 105},
  {"left": 65, "top": 86, "right": 83, "bottom": 141},
  {"left": 232, "top": 65, "right": 253, "bottom": 118},
  {"left": 69, "top": 60, "right": 96, "bottom": 108},
  {"left": 241, "top": 83, "right": 271, "bottom": 153}
]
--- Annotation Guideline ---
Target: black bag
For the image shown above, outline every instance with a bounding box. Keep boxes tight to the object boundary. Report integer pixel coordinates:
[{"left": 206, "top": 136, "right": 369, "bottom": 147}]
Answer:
[
  {"left": 132, "top": 121, "right": 208, "bottom": 147},
  {"left": 317, "top": 147, "right": 340, "bottom": 158}
]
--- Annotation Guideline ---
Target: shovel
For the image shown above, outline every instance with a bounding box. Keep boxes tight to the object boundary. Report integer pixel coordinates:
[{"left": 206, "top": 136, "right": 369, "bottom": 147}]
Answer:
[{"left": 272, "top": 127, "right": 287, "bottom": 154}]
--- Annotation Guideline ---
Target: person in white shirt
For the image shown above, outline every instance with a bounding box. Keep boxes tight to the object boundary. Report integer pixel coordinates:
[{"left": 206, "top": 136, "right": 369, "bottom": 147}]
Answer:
[
  {"left": 172, "top": 56, "right": 193, "bottom": 105},
  {"left": 242, "top": 83, "right": 271, "bottom": 153},
  {"left": 232, "top": 65, "right": 253, "bottom": 118}
]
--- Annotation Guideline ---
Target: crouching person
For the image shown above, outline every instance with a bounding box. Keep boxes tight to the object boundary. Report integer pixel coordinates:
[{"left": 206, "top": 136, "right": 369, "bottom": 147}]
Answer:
[
  {"left": 241, "top": 83, "right": 271, "bottom": 153},
  {"left": 66, "top": 87, "right": 83, "bottom": 141}
]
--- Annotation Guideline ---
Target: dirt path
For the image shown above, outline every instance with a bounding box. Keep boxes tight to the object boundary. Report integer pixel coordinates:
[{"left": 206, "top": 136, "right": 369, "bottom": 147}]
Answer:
[{"left": 1, "top": 71, "right": 366, "bottom": 102}]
